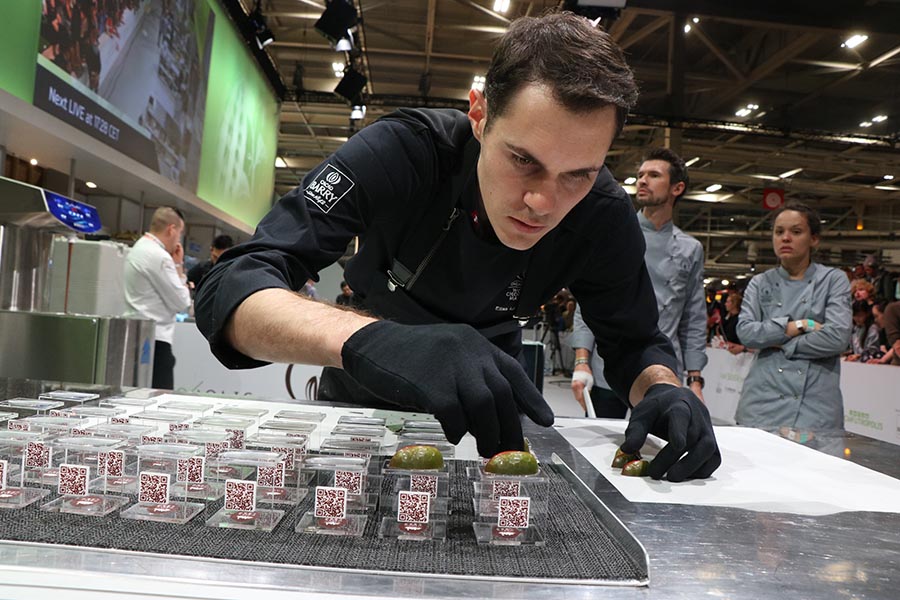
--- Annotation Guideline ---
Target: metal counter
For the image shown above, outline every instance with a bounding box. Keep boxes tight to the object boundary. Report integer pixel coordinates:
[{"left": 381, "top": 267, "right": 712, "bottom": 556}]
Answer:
[{"left": 0, "top": 381, "right": 897, "bottom": 599}]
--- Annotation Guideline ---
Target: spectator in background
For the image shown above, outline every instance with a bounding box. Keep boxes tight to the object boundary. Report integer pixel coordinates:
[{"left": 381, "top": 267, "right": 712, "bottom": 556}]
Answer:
[
  {"left": 736, "top": 202, "right": 851, "bottom": 430},
  {"left": 300, "top": 279, "right": 318, "bottom": 299},
  {"left": 869, "top": 301, "right": 896, "bottom": 364},
  {"left": 124, "top": 207, "right": 192, "bottom": 389},
  {"left": 845, "top": 300, "right": 881, "bottom": 362},
  {"left": 883, "top": 301, "right": 900, "bottom": 366},
  {"left": 850, "top": 279, "right": 876, "bottom": 306},
  {"left": 187, "top": 234, "right": 234, "bottom": 294},
  {"left": 335, "top": 281, "right": 356, "bottom": 307},
  {"left": 571, "top": 148, "right": 707, "bottom": 416},
  {"left": 722, "top": 291, "right": 745, "bottom": 354}
]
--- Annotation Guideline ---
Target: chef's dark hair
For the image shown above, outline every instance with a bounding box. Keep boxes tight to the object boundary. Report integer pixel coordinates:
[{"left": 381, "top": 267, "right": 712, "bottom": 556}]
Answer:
[
  {"left": 642, "top": 147, "right": 689, "bottom": 204},
  {"left": 484, "top": 11, "right": 638, "bottom": 137},
  {"left": 772, "top": 202, "right": 822, "bottom": 237}
]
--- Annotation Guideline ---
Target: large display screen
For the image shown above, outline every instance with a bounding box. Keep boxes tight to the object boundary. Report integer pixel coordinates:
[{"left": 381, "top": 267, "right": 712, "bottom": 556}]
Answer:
[
  {"left": 44, "top": 190, "right": 102, "bottom": 233},
  {"left": 0, "top": 1, "right": 278, "bottom": 230}
]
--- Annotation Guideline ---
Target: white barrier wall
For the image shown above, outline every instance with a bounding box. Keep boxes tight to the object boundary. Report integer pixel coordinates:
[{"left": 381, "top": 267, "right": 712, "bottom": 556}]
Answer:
[
  {"left": 172, "top": 322, "right": 323, "bottom": 401},
  {"left": 703, "top": 347, "right": 900, "bottom": 445}
]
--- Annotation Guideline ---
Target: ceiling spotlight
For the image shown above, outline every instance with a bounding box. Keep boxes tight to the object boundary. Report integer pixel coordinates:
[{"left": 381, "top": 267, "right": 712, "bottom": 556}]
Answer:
[
  {"left": 735, "top": 108, "right": 751, "bottom": 117},
  {"left": 624, "top": 176, "right": 637, "bottom": 185},
  {"left": 685, "top": 156, "right": 700, "bottom": 167},
  {"left": 472, "top": 75, "right": 486, "bottom": 92},
  {"left": 275, "top": 157, "right": 287, "bottom": 168},
  {"left": 842, "top": 34, "right": 868, "bottom": 49},
  {"left": 721, "top": 279, "right": 730, "bottom": 286},
  {"left": 315, "top": 0, "right": 358, "bottom": 47},
  {"left": 884, "top": 174, "right": 894, "bottom": 180},
  {"left": 692, "top": 17, "right": 700, "bottom": 24},
  {"left": 493, "top": 0, "right": 511, "bottom": 13},
  {"left": 334, "top": 67, "right": 367, "bottom": 105},
  {"left": 684, "top": 24, "right": 692, "bottom": 33},
  {"left": 350, "top": 105, "right": 366, "bottom": 120},
  {"left": 85, "top": 181, "right": 97, "bottom": 189},
  {"left": 335, "top": 36, "right": 352, "bottom": 52},
  {"left": 872, "top": 115, "right": 888, "bottom": 123},
  {"left": 705, "top": 184, "right": 722, "bottom": 192},
  {"left": 249, "top": 2, "right": 274, "bottom": 49},
  {"left": 332, "top": 62, "right": 345, "bottom": 77},
  {"left": 779, "top": 168, "right": 803, "bottom": 179},
  {"left": 859, "top": 121, "right": 873, "bottom": 127},
  {"left": 29, "top": 158, "right": 38, "bottom": 166}
]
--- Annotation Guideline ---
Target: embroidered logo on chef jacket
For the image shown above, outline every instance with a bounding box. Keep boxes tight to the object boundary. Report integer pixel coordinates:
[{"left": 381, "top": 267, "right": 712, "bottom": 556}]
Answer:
[
  {"left": 494, "top": 273, "right": 524, "bottom": 312},
  {"left": 304, "top": 163, "right": 355, "bottom": 213}
]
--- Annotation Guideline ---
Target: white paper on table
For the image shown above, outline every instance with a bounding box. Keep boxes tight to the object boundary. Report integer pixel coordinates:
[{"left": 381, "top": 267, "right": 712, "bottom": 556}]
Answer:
[{"left": 554, "top": 418, "right": 900, "bottom": 516}]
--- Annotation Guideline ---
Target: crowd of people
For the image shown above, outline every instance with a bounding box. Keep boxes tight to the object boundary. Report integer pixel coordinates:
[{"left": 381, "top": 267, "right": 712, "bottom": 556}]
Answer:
[{"left": 40, "top": 0, "right": 142, "bottom": 91}]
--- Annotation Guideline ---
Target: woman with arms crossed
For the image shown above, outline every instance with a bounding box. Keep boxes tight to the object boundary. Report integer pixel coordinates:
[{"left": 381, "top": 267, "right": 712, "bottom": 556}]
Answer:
[{"left": 736, "top": 203, "right": 852, "bottom": 430}]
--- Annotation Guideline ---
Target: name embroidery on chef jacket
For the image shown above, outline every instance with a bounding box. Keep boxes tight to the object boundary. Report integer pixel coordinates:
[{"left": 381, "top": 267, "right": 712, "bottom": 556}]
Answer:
[{"left": 304, "top": 163, "right": 356, "bottom": 213}]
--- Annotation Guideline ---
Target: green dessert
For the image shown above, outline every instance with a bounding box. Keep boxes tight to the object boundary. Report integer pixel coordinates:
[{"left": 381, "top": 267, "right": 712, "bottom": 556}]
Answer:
[
  {"left": 621, "top": 459, "right": 650, "bottom": 477},
  {"left": 389, "top": 445, "right": 444, "bottom": 470},
  {"left": 484, "top": 450, "right": 539, "bottom": 475},
  {"left": 611, "top": 448, "right": 641, "bottom": 469}
]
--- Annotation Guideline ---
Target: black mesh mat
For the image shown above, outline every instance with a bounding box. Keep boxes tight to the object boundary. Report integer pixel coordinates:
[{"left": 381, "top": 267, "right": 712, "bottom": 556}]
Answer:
[{"left": 0, "top": 461, "right": 645, "bottom": 582}]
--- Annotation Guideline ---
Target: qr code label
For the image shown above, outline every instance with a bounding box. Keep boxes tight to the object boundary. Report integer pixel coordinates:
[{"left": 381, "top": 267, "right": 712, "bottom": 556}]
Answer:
[
  {"left": 257, "top": 464, "right": 285, "bottom": 487},
  {"left": 398, "top": 490, "right": 430, "bottom": 524},
  {"left": 100, "top": 450, "right": 125, "bottom": 477},
  {"left": 111, "top": 417, "right": 130, "bottom": 424},
  {"left": 271, "top": 446, "right": 295, "bottom": 466},
  {"left": 169, "top": 423, "right": 190, "bottom": 432},
  {"left": 410, "top": 474, "right": 439, "bottom": 498},
  {"left": 58, "top": 464, "right": 89, "bottom": 496},
  {"left": 139, "top": 472, "right": 170, "bottom": 504},
  {"left": 70, "top": 428, "right": 90, "bottom": 437},
  {"left": 498, "top": 496, "right": 530, "bottom": 528},
  {"left": 176, "top": 457, "right": 205, "bottom": 483},
  {"left": 205, "top": 441, "right": 229, "bottom": 459},
  {"left": 0, "top": 459, "right": 7, "bottom": 489},
  {"left": 334, "top": 470, "right": 363, "bottom": 496},
  {"left": 25, "top": 441, "right": 51, "bottom": 468},
  {"left": 314, "top": 486, "right": 347, "bottom": 519},
  {"left": 226, "top": 429, "right": 245, "bottom": 449},
  {"left": 225, "top": 479, "right": 256, "bottom": 511},
  {"left": 9, "top": 421, "right": 30, "bottom": 431},
  {"left": 141, "top": 435, "right": 164, "bottom": 445},
  {"left": 491, "top": 479, "right": 521, "bottom": 500}
]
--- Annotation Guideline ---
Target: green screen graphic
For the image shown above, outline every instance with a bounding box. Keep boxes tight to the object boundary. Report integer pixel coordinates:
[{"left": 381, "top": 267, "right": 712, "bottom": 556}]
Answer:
[
  {"left": 0, "top": 1, "right": 41, "bottom": 102},
  {"left": 196, "top": 0, "right": 279, "bottom": 227}
]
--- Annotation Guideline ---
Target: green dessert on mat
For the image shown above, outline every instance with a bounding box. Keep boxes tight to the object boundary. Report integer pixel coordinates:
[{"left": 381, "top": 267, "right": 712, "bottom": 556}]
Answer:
[{"left": 484, "top": 450, "right": 539, "bottom": 475}]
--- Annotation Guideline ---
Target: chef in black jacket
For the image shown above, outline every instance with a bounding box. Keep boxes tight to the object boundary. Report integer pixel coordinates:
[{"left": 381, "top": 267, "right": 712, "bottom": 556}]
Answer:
[{"left": 196, "top": 12, "right": 720, "bottom": 481}]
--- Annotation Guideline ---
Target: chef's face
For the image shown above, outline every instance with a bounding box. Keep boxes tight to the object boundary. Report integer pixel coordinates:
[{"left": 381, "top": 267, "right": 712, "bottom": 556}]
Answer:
[
  {"left": 773, "top": 210, "right": 818, "bottom": 264},
  {"left": 635, "top": 159, "right": 683, "bottom": 208},
  {"left": 468, "top": 84, "right": 617, "bottom": 250}
]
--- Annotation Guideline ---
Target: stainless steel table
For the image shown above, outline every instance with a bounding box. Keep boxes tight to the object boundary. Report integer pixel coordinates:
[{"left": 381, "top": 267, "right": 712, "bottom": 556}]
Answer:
[{"left": 0, "top": 380, "right": 897, "bottom": 599}]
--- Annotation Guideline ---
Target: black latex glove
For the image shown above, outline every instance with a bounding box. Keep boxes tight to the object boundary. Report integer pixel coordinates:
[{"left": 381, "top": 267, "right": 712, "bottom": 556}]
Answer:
[
  {"left": 621, "top": 383, "right": 721, "bottom": 482},
  {"left": 341, "top": 320, "right": 555, "bottom": 457}
]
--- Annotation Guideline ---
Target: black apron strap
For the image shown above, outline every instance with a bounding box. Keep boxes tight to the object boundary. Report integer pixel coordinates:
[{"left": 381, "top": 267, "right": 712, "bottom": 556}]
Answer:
[{"left": 387, "top": 137, "right": 480, "bottom": 292}]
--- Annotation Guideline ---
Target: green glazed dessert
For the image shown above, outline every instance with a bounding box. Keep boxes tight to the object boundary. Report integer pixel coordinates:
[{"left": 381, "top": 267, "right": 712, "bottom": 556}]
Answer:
[
  {"left": 621, "top": 459, "right": 650, "bottom": 477},
  {"left": 611, "top": 448, "right": 641, "bottom": 469},
  {"left": 389, "top": 445, "right": 444, "bottom": 470},
  {"left": 484, "top": 450, "right": 539, "bottom": 475}
]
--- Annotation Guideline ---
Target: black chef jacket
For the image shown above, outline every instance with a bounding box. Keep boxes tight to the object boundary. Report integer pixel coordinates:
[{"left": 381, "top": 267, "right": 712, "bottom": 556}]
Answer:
[{"left": 194, "top": 108, "right": 678, "bottom": 404}]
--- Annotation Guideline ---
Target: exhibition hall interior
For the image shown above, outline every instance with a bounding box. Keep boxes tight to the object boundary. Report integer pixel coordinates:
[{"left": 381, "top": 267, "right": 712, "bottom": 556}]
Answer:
[{"left": 0, "top": 1, "right": 898, "bottom": 599}]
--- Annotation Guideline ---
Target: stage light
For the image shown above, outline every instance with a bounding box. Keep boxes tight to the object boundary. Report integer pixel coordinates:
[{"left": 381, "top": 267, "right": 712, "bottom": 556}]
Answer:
[
  {"left": 85, "top": 181, "right": 98, "bottom": 188},
  {"left": 315, "top": 0, "right": 358, "bottom": 47},
  {"left": 705, "top": 183, "right": 722, "bottom": 192},
  {"left": 350, "top": 105, "right": 366, "bottom": 120},
  {"left": 249, "top": 2, "right": 274, "bottom": 49},
  {"left": 334, "top": 67, "right": 367, "bottom": 105}
]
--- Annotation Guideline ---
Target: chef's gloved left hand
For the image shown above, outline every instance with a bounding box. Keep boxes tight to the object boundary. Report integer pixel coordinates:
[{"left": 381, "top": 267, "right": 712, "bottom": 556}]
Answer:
[{"left": 620, "top": 383, "right": 721, "bottom": 482}]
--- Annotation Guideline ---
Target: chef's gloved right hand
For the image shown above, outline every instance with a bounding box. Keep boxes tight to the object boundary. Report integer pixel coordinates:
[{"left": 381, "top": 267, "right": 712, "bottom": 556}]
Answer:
[
  {"left": 620, "top": 383, "right": 721, "bottom": 482},
  {"left": 341, "top": 320, "right": 555, "bottom": 457}
]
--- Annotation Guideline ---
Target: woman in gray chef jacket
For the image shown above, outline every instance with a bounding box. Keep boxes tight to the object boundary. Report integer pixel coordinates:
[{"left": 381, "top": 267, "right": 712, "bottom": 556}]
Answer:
[{"left": 735, "top": 202, "right": 852, "bottom": 430}]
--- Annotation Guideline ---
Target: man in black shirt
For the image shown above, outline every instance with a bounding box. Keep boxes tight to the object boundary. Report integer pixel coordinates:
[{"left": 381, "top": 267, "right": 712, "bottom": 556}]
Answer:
[
  {"left": 195, "top": 12, "right": 720, "bottom": 481},
  {"left": 187, "top": 234, "right": 233, "bottom": 293}
]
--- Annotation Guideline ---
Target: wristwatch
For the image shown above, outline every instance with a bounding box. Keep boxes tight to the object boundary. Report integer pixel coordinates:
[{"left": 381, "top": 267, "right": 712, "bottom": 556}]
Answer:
[{"left": 686, "top": 375, "right": 704, "bottom": 389}]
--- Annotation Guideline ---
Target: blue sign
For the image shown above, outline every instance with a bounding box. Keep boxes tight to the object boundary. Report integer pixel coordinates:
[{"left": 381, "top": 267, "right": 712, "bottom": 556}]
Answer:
[{"left": 43, "top": 190, "right": 102, "bottom": 233}]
